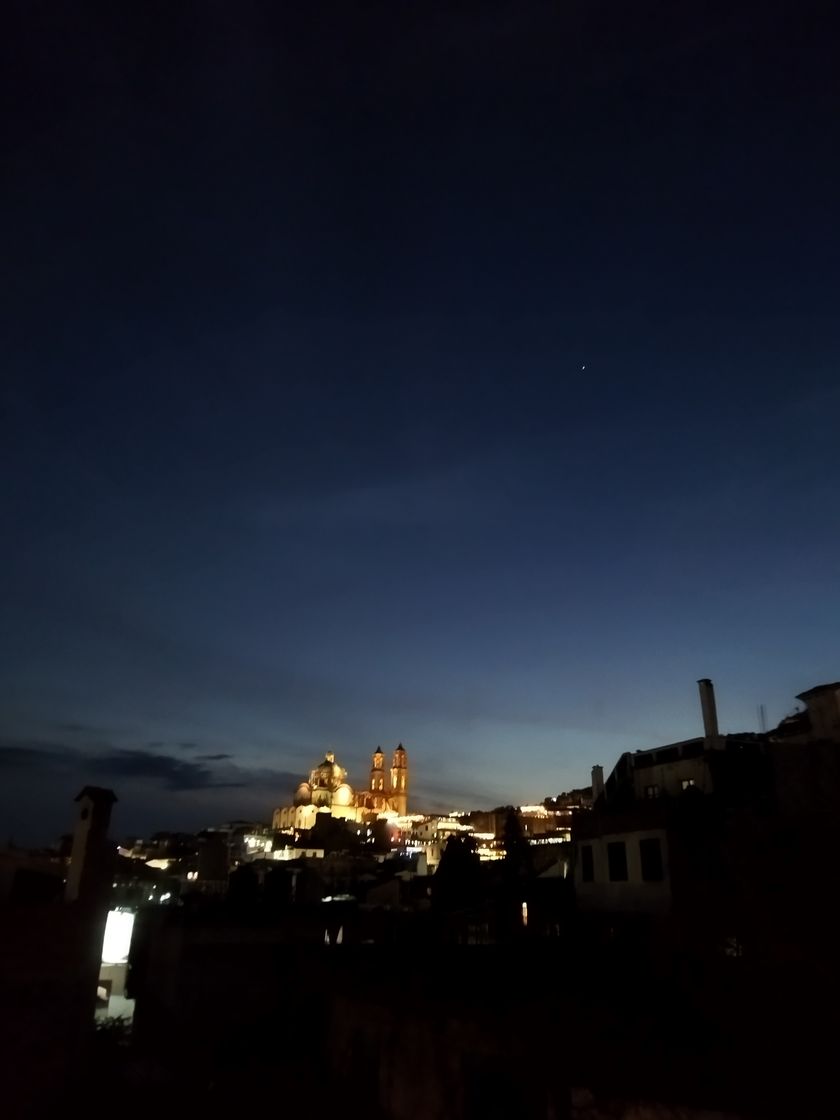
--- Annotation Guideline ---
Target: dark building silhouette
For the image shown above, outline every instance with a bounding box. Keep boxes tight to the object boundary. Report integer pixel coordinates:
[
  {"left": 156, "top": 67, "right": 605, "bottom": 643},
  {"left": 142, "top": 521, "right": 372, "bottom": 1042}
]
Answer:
[
  {"left": 573, "top": 679, "right": 840, "bottom": 963},
  {"left": 1, "top": 789, "right": 117, "bottom": 1120},
  {"left": 65, "top": 786, "right": 117, "bottom": 905}
]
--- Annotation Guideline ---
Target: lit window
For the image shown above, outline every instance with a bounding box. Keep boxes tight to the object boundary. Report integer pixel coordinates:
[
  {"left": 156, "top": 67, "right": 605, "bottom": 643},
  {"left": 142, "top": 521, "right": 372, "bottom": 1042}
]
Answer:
[
  {"left": 681, "top": 778, "right": 695, "bottom": 790},
  {"left": 102, "top": 910, "right": 135, "bottom": 965},
  {"left": 645, "top": 785, "right": 659, "bottom": 799}
]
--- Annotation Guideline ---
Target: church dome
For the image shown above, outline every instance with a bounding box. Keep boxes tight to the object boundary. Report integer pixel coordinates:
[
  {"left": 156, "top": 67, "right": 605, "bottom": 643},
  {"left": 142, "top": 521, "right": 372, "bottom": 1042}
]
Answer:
[
  {"left": 333, "top": 782, "right": 354, "bottom": 807},
  {"left": 312, "top": 761, "right": 336, "bottom": 787},
  {"left": 293, "top": 781, "right": 312, "bottom": 806},
  {"left": 310, "top": 752, "right": 347, "bottom": 790}
]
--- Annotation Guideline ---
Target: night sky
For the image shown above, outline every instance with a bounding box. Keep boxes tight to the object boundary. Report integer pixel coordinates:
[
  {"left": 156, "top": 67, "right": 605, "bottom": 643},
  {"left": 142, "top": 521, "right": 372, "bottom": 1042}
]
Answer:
[{"left": 3, "top": 2, "right": 839, "bottom": 843}]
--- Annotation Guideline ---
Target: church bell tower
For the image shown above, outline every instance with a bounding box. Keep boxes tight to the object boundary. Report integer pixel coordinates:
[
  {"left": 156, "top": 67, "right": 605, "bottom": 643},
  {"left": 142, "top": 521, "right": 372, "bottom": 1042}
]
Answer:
[
  {"left": 389, "top": 743, "right": 408, "bottom": 816},
  {"left": 370, "top": 747, "right": 386, "bottom": 796}
]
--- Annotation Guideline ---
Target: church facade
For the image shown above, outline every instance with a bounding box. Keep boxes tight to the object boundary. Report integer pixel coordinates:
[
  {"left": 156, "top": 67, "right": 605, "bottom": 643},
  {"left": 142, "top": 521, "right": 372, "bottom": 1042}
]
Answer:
[{"left": 272, "top": 744, "right": 409, "bottom": 831}]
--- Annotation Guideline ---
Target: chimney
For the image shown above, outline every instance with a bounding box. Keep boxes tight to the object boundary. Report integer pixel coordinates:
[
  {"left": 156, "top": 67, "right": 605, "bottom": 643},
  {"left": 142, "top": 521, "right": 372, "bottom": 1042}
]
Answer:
[
  {"left": 65, "top": 786, "right": 117, "bottom": 905},
  {"left": 591, "top": 764, "right": 604, "bottom": 802},
  {"left": 697, "top": 678, "right": 721, "bottom": 748}
]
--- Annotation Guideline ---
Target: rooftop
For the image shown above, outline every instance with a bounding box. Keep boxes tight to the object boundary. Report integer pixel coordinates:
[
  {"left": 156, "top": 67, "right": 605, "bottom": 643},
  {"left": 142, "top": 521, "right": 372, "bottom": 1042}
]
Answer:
[{"left": 796, "top": 682, "right": 840, "bottom": 700}]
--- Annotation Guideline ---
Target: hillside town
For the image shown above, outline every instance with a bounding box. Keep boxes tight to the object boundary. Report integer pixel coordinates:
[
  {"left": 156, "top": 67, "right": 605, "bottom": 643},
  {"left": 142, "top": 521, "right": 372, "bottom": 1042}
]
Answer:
[{"left": 3, "top": 676, "right": 837, "bottom": 1118}]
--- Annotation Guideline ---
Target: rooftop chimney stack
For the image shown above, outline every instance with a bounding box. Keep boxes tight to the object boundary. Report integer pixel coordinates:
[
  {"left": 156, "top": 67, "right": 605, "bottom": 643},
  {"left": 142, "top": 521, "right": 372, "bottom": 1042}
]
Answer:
[
  {"left": 591, "top": 764, "right": 604, "bottom": 803},
  {"left": 697, "top": 678, "right": 721, "bottom": 749},
  {"left": 65, "top": 786, "right": 117, "bottom": 905}
]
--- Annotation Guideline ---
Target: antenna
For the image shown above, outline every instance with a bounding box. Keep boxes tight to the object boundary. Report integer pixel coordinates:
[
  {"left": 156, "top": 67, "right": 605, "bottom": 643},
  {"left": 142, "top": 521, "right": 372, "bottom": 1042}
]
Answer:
[{"left": 758, "top": 704, "right": 767, "bottom": 733}]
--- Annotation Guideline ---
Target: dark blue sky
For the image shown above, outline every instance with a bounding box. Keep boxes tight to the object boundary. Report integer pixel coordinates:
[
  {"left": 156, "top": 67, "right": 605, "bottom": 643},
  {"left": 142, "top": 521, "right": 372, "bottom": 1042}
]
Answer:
[{"left": 2, "top": 2, "right": 839, "bottom": 842}]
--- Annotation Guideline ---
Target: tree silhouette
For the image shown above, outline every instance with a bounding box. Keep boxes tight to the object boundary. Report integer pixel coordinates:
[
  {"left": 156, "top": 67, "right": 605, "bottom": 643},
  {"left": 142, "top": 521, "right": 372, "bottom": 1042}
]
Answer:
[
  {"left": 502, "top": 809, "right": 533, "bottom": 881},
  {"left": 432, "top": 835, "right": 481, "bottom": 912},
  {"left": 369, "top": 818, "right": 393, "bottom": 854},
  {"left": 228, "top": 863, "right": 260, "bottom": 910},
  {"left": 307, "top": 814, "right": 361, "bottom": 854}
]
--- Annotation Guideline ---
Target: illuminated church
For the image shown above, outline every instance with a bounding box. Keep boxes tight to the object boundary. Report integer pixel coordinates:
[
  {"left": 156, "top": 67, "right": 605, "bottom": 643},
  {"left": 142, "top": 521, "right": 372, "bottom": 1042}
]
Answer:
[{"left": 272, "top": 744, "right": 409, "bottom": 831}]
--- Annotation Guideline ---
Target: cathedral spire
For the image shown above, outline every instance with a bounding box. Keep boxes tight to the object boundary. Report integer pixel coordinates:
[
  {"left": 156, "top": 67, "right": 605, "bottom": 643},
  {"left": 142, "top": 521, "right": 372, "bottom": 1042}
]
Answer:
[
  {"left": 370, "top": 745, "right": 385, "bottom": 793},
  {"left": 390, "top": 743, "right": 408, "bottom": 815}
]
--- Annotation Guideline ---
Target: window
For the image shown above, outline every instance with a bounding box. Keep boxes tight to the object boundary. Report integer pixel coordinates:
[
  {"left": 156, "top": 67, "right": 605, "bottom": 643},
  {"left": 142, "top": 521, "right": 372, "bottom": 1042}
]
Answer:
[
  {"left": 607, "top": 841, "right": 628, "bottom": 881},
  {"left": 639, "top": 837, "right": 664, "bottom": 882},
  {"left": 581, "top": 844, "right": 594, "bottom": 882},
  {"left": 645, "top": 784, "right": 659, "bottom": 799},
  {"left": 681, "top": 778, "right": 695, "bottom": 790},
  {"left": 722, "top": 935, "right": 743, "bottom": 958}
]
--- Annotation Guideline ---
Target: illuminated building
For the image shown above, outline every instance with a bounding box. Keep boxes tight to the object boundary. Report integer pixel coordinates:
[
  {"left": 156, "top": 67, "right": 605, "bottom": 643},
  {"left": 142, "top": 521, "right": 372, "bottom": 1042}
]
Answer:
[
  {"left": 388, "top": 743, "right": 408, "bottom": 816},
  {"left": 357, "top": 743, "right": 408, "bottom": 815},
  {"left": 97, "top": 908, "right": 136, "bottom": 1022},
  {"left": 459, "top": 805, "right": 574, "bottom": 849},
  {"left": 399, "top": 815, "right": 502, "bottom": 870},
  {"left": 517, "top": 804, "right": 572, "bottom": 843},
  {"left": 272, "top": 744, "right": 410, "bottom": 830}
]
